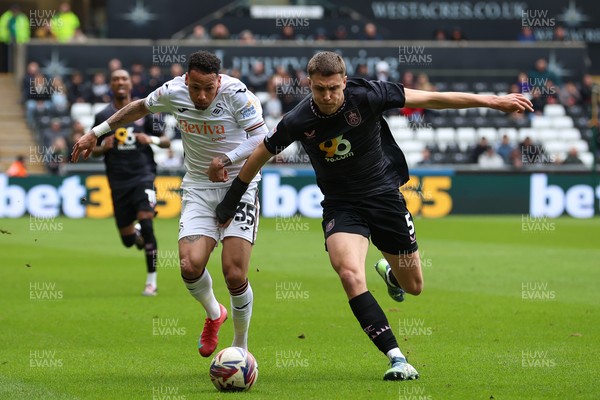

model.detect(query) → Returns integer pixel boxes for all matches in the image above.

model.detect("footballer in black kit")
[212,51,532,380]
[91,69,171,296]
[94,105,161,227]
[264,78,417,255]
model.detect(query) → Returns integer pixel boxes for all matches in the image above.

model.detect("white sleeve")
[231,86,266,135]
[225,129,267,164]
[144,81,173,113]
[224,86,269,164]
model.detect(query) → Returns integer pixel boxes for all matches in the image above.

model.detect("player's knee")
[179,254,202,278]
[223,265,246,288]
[336,267,365,289]
[120,234,136,248]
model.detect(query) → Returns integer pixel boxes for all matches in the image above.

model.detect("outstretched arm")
[215,141,275,225]
[71,99,151,161]
[404,88,533,113]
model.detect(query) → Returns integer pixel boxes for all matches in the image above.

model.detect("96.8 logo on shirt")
[318,134,354,162]
[114,127,137,150]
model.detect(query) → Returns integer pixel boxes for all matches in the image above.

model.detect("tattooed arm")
[104,99,151,127]
[71,99,152,161]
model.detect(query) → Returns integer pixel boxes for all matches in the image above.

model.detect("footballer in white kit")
[72,51,267,360]
[145,72,266,243]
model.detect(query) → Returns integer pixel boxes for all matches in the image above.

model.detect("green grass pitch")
[1,215,598,399]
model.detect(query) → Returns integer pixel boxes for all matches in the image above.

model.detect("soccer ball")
[209,347,258,392]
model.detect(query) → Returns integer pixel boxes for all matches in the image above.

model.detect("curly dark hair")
[188,51,221,75]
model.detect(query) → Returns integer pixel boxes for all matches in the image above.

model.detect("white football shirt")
[145,74,265,188]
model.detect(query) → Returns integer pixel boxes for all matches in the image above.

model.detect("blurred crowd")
[18,52,598,175]
[0,2,83,44]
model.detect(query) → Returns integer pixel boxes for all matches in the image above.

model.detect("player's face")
[308,73,347,115]
[110,70,131,100]
[186,70,221,110]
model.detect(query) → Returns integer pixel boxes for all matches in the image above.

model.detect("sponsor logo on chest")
[177,119,225,136]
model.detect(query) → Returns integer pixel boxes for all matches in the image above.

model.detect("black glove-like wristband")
[216,177,249,224]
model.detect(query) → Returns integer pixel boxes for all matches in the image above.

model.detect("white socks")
[387,347,405,361]
[230,281,253,349]
[184,269,254,348]
[146,272,157,287]
[184,269,221,320]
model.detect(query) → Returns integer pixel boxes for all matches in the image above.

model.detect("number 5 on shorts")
[404,213,415,235]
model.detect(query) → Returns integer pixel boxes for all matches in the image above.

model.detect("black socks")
[349,291,399,355]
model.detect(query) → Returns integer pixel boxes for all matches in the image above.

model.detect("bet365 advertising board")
[1,170,598,219]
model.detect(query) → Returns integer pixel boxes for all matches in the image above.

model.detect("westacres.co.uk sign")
[330,0,600,42]
[0,172,598,219]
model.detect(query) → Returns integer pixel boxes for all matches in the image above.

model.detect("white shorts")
[178,184,259,244]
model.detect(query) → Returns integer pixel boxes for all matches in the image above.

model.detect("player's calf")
[138,219,158,295]
[394,252,424,296]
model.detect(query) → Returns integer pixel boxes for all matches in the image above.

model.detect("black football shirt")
[94,104,161,189]
[264,78,409,200]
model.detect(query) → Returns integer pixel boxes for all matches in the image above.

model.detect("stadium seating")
[26,69,594,172]
[70,103,93,121]
[382,101,593,168]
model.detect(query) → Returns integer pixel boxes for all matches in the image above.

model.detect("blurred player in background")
[212,51,533,381]
[92,69,170,296]
[73,51,268,358]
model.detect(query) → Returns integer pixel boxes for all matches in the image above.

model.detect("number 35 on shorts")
[234,202,256,227]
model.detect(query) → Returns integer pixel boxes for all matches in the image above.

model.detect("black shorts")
[321,190,418,255]
[111,181,156,228]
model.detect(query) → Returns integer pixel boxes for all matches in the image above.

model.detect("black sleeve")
[263,117,294,155]
[366,80,406,114]
[144,114,161,136]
